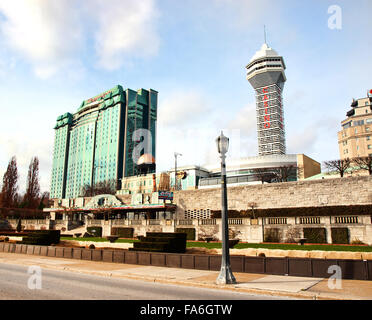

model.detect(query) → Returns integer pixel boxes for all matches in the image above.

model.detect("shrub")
[21,230,60,246]
[131,232,187,253]
[285,227,301,243]
[87,226,102,237]
[106,236,119,243]
[351,238,365,245]
[175,228,196,240]
[264,228,281,243]
[331,228,349,244]
[111,227,134,238]
[303,228,327,244]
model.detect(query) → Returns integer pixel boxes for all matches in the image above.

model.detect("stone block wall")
[173,176,372,218]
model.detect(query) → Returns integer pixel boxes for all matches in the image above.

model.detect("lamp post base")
[216,265,237,285]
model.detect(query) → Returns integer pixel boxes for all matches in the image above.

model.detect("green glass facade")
[50,85,157,199]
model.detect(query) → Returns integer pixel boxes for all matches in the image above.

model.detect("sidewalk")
[0,252,371,300]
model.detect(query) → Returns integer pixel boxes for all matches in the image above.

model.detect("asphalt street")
[0,262,294,300]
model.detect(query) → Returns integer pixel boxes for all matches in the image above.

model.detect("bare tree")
[0,156,19,208]
[38,191,50,210]
[323,159,352,177]
[23,157,41,209]
[252,168,276,184]
[273,165,298,182]
[353,156,372,175]
[81,179,116,197]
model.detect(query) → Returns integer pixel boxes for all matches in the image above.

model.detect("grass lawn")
[61,237,372,252]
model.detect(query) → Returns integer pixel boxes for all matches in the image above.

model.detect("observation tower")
[246,42,287,156]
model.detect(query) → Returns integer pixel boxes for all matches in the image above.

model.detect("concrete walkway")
[0,252,371,300]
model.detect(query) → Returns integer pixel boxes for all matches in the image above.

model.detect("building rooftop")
[249,43,279,63]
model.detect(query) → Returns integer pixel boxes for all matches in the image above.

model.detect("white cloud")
[89,0,160,70]
[227,103,256,136]
[0,0,160,77]
[158,90,211,127]
[0,0,83,78]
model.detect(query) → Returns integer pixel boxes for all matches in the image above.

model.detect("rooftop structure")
[338,91,372,159]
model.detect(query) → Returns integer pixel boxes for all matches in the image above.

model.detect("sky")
[0,0,371,194]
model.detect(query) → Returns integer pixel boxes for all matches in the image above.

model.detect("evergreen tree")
[0,156,19,208]
[23,157,40,209]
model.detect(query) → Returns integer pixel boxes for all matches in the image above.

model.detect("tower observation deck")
[246,43,287,156]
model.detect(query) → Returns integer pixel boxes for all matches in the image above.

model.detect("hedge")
[175,228,196,240]
[303,228,327,244]
[264,228,281,243]
[331,228,349,244]
[131,232,187,253]
[111,227,134,238]
[87,226,102,237]
[21,230,60,246]
[211,205,372,218]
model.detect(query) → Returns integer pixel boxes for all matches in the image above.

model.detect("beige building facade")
[338,95,372,159]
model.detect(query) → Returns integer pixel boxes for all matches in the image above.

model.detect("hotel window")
[368,145,372,150]
[367,136,371,141]
[366,127,370,132]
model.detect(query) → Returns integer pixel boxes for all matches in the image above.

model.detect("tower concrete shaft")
[246,43,287,156]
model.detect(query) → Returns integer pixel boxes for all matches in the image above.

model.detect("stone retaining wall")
[173,176,372,216]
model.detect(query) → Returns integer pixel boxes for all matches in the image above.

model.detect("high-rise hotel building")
[338,92,372,159]
[50,85,158,199]
[246,43,287,156]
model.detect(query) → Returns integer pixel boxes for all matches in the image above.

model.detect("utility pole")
[174,152,182,190]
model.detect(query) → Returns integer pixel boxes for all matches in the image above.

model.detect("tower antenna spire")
[264,25,267,44]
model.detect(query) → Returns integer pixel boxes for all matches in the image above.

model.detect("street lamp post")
[216,131,236,285]
[174,152,182,190]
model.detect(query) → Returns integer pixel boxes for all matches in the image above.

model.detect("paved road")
[0,263,294,300]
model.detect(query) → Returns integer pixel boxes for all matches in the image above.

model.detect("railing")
[112,219,126,226]
[267,217,287,225]
[228,218,243,225]
[130,220,143,225]
[54,219,66,225]
[334,216,359,224]
[177,219,194,225]
[87,219,102,226]
[148,219,161,225]
[199,219,216,225]
[298,217,321,224]
[7,219,48,225]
